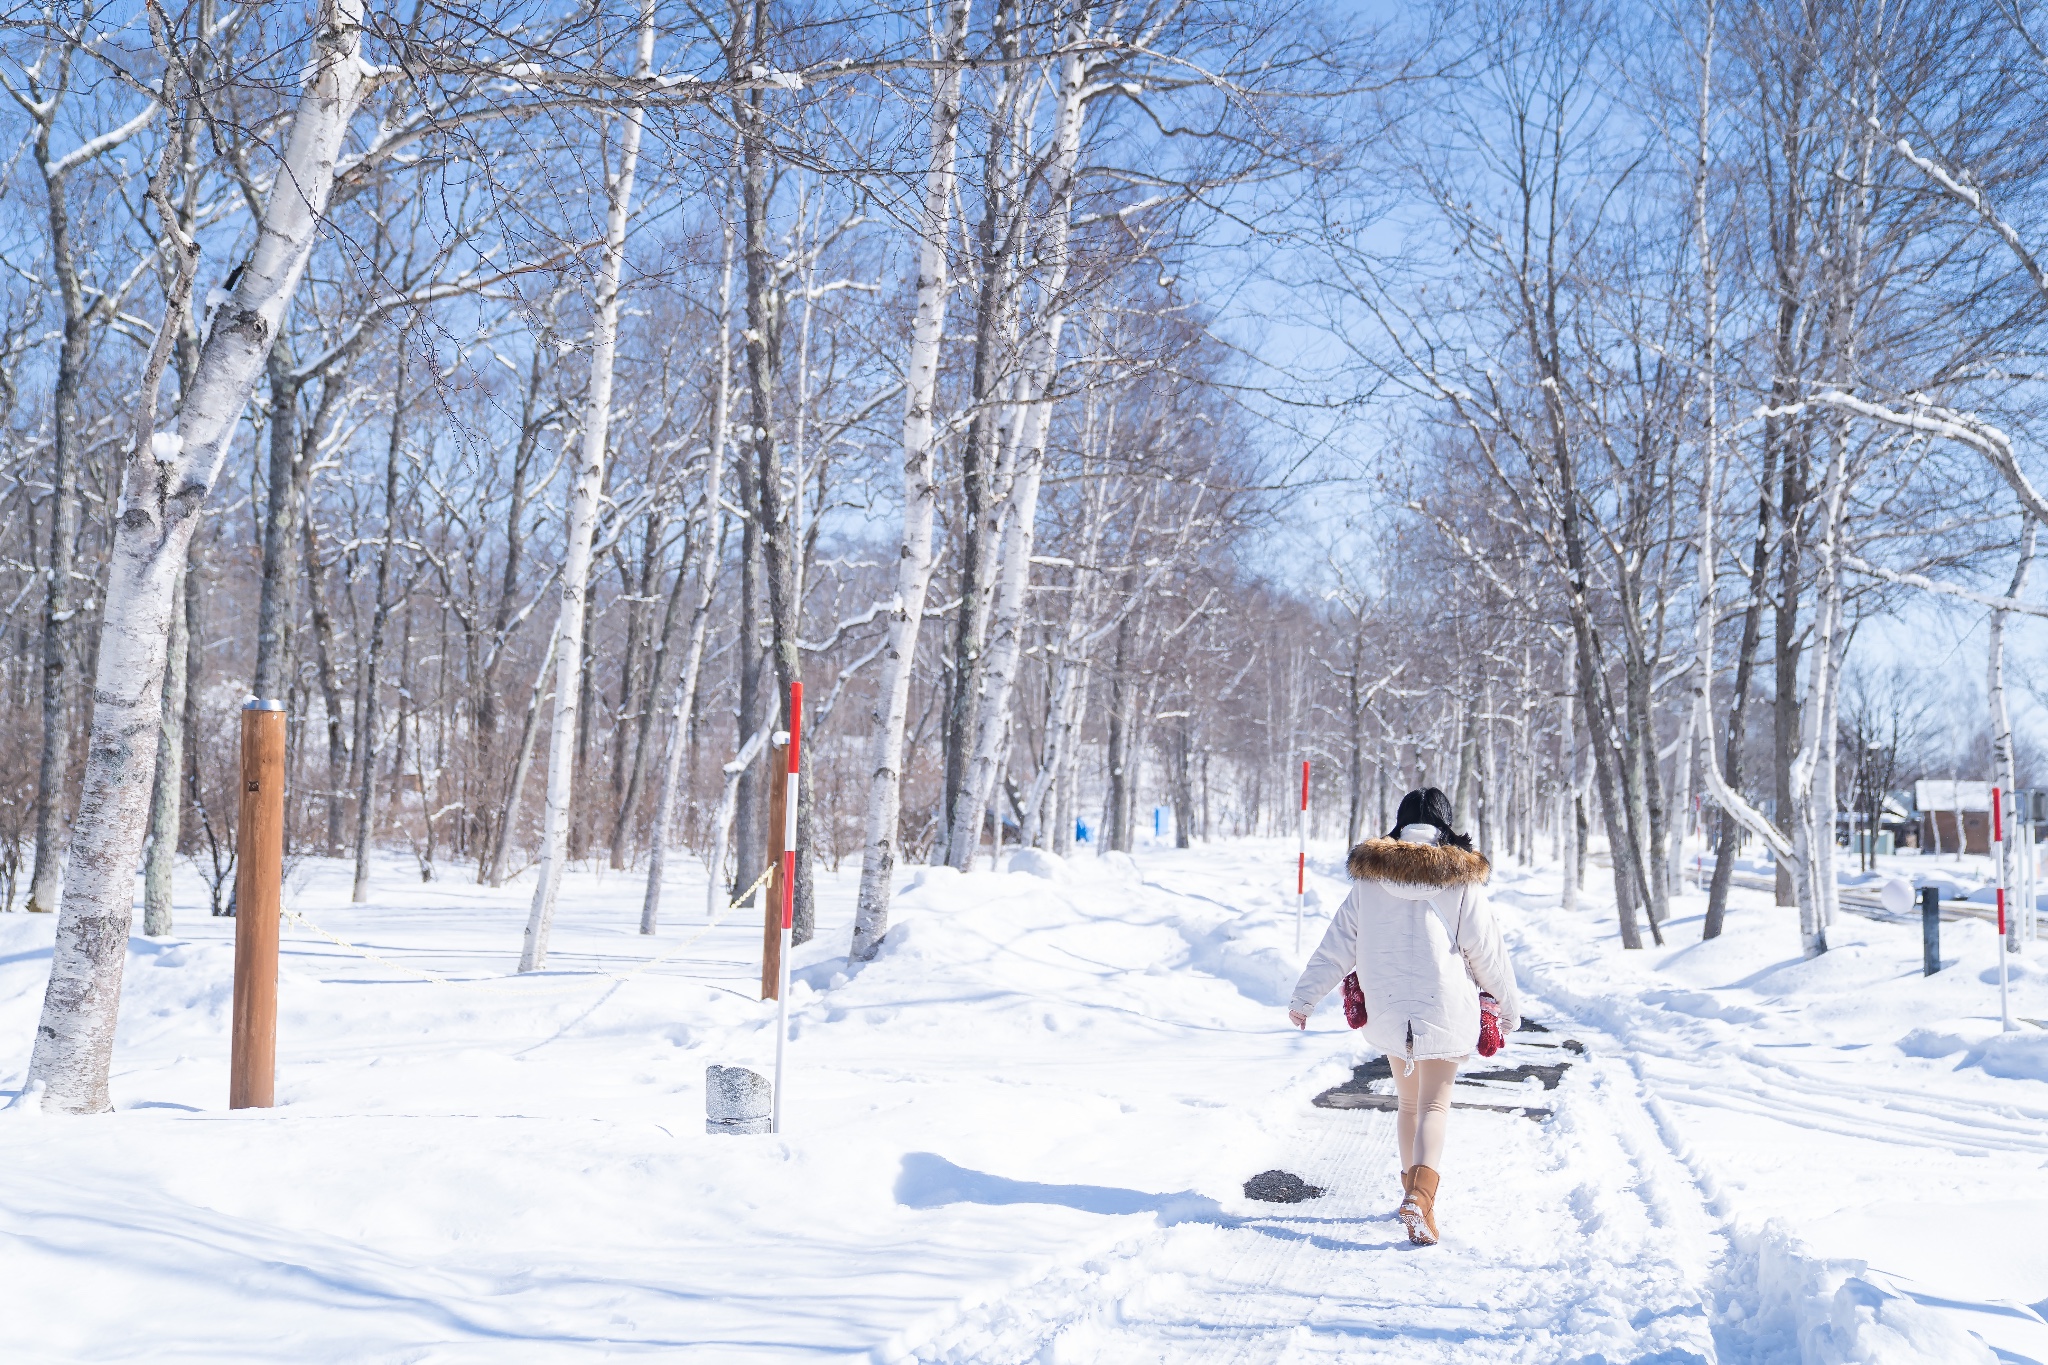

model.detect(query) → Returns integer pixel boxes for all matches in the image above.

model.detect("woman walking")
[1287,787,1519,1245]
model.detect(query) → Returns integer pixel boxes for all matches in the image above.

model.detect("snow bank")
[3,840,2041,1359]
[1004,847,1068,882]
[1964,1029,2048,1081]
[1174,916,1299,1008]
[1499,859,2048,1364]
[1898,1020,2048,1079]
[1747,1223,1996,1365]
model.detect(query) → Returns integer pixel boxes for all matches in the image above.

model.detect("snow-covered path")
[911,1026,1720,1364]
[894,859,1718,1364]
[1,839,2044,1361]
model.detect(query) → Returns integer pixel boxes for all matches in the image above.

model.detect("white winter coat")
[1289,835,1520,1063]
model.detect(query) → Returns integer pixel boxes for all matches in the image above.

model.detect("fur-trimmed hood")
[1346,837,1491,887]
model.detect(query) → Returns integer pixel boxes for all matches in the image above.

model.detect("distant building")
[1915,780,1991,854]
[1879,792,1916,851]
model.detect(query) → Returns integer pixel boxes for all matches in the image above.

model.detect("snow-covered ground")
[1505,855,2048,1365]
[0,838,2043,1362]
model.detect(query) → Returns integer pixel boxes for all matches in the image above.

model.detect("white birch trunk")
[519,9,654,972]
[1023,641,1089,849]
[487,630,556,888]
[1668,704,1696,895]
[1991,518,2036,951]
[22,1,375,1114]
[1814,648,1841,931]
[1787,85,1880,953]
[707,724,773,922]
[849,0,972,962]
[1055,664,1090,854]
[142,560,190,937]
[1788,437,1851,954]
[1686,0,1801,901]
[1021,517,1108,853]
[1559,656,1579,916]
[639,515,723,932]
[946,44,1088,869]
[641,213,734,935]
[947,419,1043,867]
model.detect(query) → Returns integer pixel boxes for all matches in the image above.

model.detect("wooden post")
[231,699,287,1110]
[761,734,788,1000]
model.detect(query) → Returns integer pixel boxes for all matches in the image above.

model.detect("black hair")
[1386,787,1475,851]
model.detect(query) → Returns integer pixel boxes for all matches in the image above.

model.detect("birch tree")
[23,0,380,1114]
[641,187,736,935]
[946,19,1092,868]
[351,354,414,902]
[850,0,972,962]
[1989,517,2034,951]
[520,2,655,973]
[2,10,165,913]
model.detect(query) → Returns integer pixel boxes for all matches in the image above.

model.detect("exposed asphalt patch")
[1308,1020,1583,1121]
[1243,1169,1324,1203]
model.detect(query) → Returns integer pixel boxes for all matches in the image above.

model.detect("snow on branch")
[1890,135,2048,301]
[721,723,774,777]
[811,636,891,731]
[799,596,899,652]
[1839,553,2048,620]
[1691,691,1793,861]
[1811,389,2048,525]
[370,33,1144,113]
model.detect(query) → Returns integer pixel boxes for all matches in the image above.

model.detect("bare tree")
[850,0,972,962]
[24,0,379,1114]
[520,3,655,972]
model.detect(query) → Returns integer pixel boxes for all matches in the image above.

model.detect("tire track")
[1510,938,2048,1155]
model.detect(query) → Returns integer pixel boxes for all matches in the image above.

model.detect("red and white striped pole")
[1995,784,2014,1033]
[1296,760,1309,952]
[773,681,803,1132]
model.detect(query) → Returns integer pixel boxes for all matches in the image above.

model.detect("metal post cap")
[242,698,288,712]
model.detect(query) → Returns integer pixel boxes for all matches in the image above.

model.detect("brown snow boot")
[1399,1165,1440,1245]
[1394,1166,1414,1217]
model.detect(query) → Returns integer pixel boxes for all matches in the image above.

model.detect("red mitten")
[1341,972,1368,1029]
[1477,992,1505,1057]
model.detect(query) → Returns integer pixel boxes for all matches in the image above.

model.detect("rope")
[725,863,778,925]
[279,860,781,994]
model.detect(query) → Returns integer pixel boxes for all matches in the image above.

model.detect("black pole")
[1921,885,1941,977]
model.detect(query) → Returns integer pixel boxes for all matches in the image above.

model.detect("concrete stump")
[705,1064,772,1135]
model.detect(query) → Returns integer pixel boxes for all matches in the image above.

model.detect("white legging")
[1391,1058,1461,1172]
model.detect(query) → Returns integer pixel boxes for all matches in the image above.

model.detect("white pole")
[2020,811,2033,945]
[774,870,792,1127]
[2026,806,2038,945]
[2018,816,2028,944]
[1996,785,2014,1032]
[774,682,803,1132]
[2029,818,2039,944]
[1296,760,1309,953]
[2021,813,2031,943]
